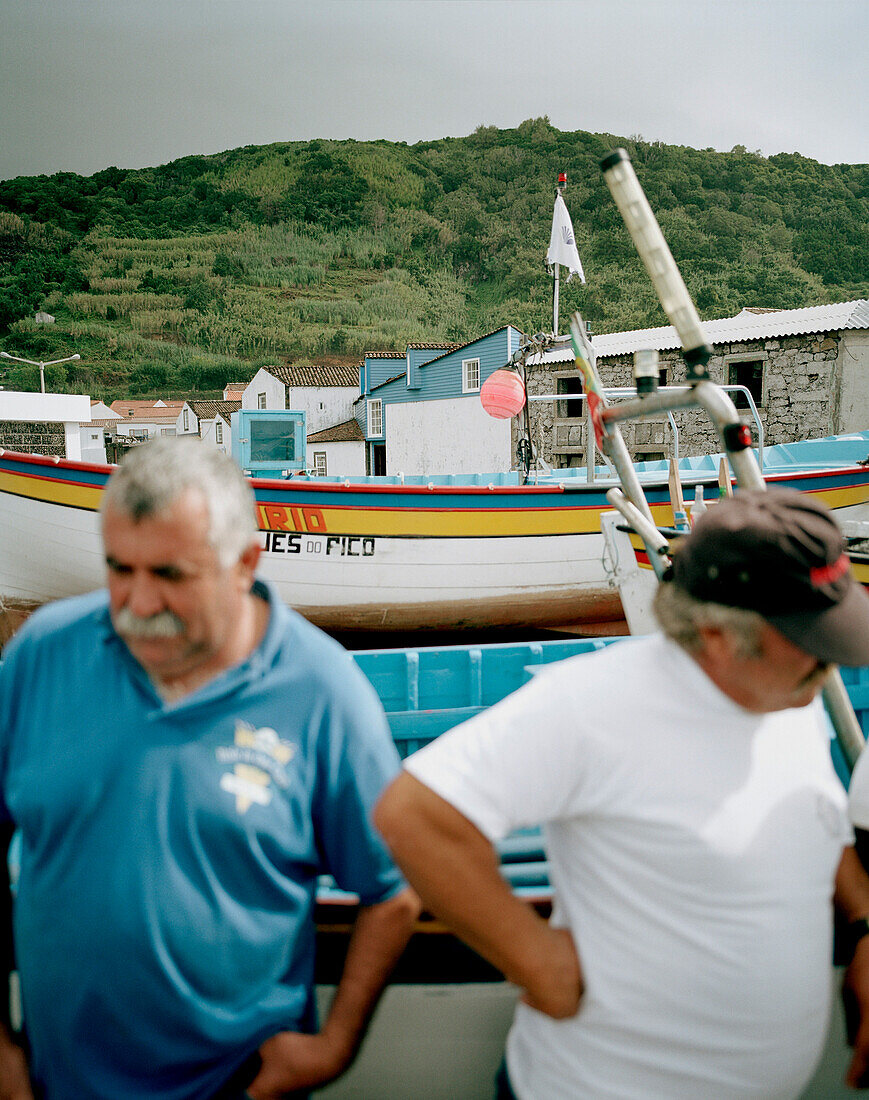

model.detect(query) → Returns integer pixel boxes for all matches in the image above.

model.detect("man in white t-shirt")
[376,490,869,1099]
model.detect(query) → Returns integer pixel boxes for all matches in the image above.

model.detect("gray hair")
[653,580,765,660]
[101,437,259,568]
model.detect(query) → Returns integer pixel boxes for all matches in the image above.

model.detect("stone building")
[524,299,869,468]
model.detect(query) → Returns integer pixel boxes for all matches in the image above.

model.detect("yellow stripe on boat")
[0,470,104,511]
[255,502,606,538]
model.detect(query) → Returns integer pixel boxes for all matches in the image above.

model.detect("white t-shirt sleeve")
[849,741,869,828]
[404,660,605,840]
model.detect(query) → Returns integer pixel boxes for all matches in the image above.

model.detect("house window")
[215,422,223,444]
[462,358,481,393]
[727,357,765,409]
[368,398,383,437]
[161,428,176,436]
[313,451,327,476]
[257,392,267,410]
[183,408,189,431]
[130,428,148,440]
[557,376,584,418]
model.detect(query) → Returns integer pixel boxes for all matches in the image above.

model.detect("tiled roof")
[401,326,520,369]
[406,342,462,351]
[307,418,364,443]
[109,399,185,424]
[364,352,405,360]
[262,364,358,387]
[525,300,869,364]
[187,399,241,421]
[223,382,247,393]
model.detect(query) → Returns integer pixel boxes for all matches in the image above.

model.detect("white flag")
[546,194,585,283]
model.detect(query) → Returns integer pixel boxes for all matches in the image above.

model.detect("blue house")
[354,327,524,475]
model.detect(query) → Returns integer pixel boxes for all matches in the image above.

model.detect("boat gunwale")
[3,450,869,506]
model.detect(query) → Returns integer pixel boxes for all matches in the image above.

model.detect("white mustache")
[113,607,185,639]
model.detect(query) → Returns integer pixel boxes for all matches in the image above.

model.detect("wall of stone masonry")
[521,333,842,468]
[0,421,66,456]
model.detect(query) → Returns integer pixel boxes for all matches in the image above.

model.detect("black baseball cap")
[668,489,869,666]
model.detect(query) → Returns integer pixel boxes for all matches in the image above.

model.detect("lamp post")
[0,351,81,393]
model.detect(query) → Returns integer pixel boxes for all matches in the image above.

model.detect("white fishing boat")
[2,429,869,645]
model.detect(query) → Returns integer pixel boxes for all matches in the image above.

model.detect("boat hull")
[3,443,869,637]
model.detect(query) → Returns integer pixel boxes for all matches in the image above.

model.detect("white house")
[239,335,520,477]
[305,418,366,477]
[110,399,185,441]
[355,330,522,475]
[176,399,241,454]
[242,364,358,435]
[79,400,121,464]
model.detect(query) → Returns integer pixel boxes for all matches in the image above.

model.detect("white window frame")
[215,421,223,444]
[182,408,189,431]
[257,391,267,409]
[462,357,481,393]
[313,451,327,476]
[367,398,383,437]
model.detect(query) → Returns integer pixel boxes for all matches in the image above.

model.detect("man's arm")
[835,842,869,1088]
[373,772,582,1019]
[247,887,419,1098]
[0,824,33,1100]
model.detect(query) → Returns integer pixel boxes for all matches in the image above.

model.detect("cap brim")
[768,580,869,666]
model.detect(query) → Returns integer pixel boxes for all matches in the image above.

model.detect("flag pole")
[553,173,566,335]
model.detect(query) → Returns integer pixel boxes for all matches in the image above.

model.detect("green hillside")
[0,119,866,400]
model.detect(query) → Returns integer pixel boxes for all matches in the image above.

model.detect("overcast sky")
[1,0,866,182]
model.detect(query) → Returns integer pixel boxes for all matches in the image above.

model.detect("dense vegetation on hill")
[0,118,866,400]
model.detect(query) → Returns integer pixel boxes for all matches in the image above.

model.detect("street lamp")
[0,351,81,394]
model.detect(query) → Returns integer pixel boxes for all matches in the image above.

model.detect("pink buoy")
[480,369,526,419]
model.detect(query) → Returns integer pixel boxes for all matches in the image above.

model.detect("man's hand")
[519,925,583,1019]
[246,1030,349,1098]
[844,936,869,1088]
[248,888,419,1098]
[0,1037,34,1100]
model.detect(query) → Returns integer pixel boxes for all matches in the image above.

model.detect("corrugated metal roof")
[592,299,869,358]
[307,418,364,443]
[264,365,359,387]
[525,300,869,364]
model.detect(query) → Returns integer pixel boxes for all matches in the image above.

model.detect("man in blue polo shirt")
[0,437,418,1100]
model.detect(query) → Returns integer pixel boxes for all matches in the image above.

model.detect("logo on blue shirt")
[216,721,296,813]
